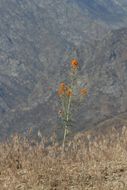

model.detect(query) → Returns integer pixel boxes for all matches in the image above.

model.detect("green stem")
[62,126,67,149]
[62,69,77,150]
[62,84,73,149]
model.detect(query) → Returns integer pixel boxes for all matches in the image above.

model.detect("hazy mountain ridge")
[0,0,127,139]
[74,0,127,24]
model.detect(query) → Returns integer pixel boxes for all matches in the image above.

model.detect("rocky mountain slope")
[74,0,127,25]
[77,28,127,131]
[0,0,127,139]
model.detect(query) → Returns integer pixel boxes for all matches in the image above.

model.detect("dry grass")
[0,126,127,190]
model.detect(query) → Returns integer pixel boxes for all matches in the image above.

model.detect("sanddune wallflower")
[57,82,66,96]
[57,56,88,150]
[66,87,73,97]
[71,59,78,70]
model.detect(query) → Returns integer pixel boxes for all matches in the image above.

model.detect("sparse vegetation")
[0,126,127,190]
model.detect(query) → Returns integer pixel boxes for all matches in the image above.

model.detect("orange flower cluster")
[71,59,78,70]
[80,88,88,96]
[57,82,66,96]
[66,88,73,97]
[57,82,73,97]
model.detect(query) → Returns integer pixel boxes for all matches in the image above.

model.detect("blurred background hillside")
[0,0,127,139]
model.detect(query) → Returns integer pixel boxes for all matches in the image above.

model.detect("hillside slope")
[0,0,127,138]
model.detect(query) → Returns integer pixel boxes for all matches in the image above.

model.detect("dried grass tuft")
[0,126,127,190]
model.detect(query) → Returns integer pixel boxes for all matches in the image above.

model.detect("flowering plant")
[57,58,88,149]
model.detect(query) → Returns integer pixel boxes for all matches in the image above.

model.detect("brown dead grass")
[0,126,127,190]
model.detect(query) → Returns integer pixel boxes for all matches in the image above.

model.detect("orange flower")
[80,88,88,96]
[71,59,78,70]
[57,82,66,96]
[66,88,73,97]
